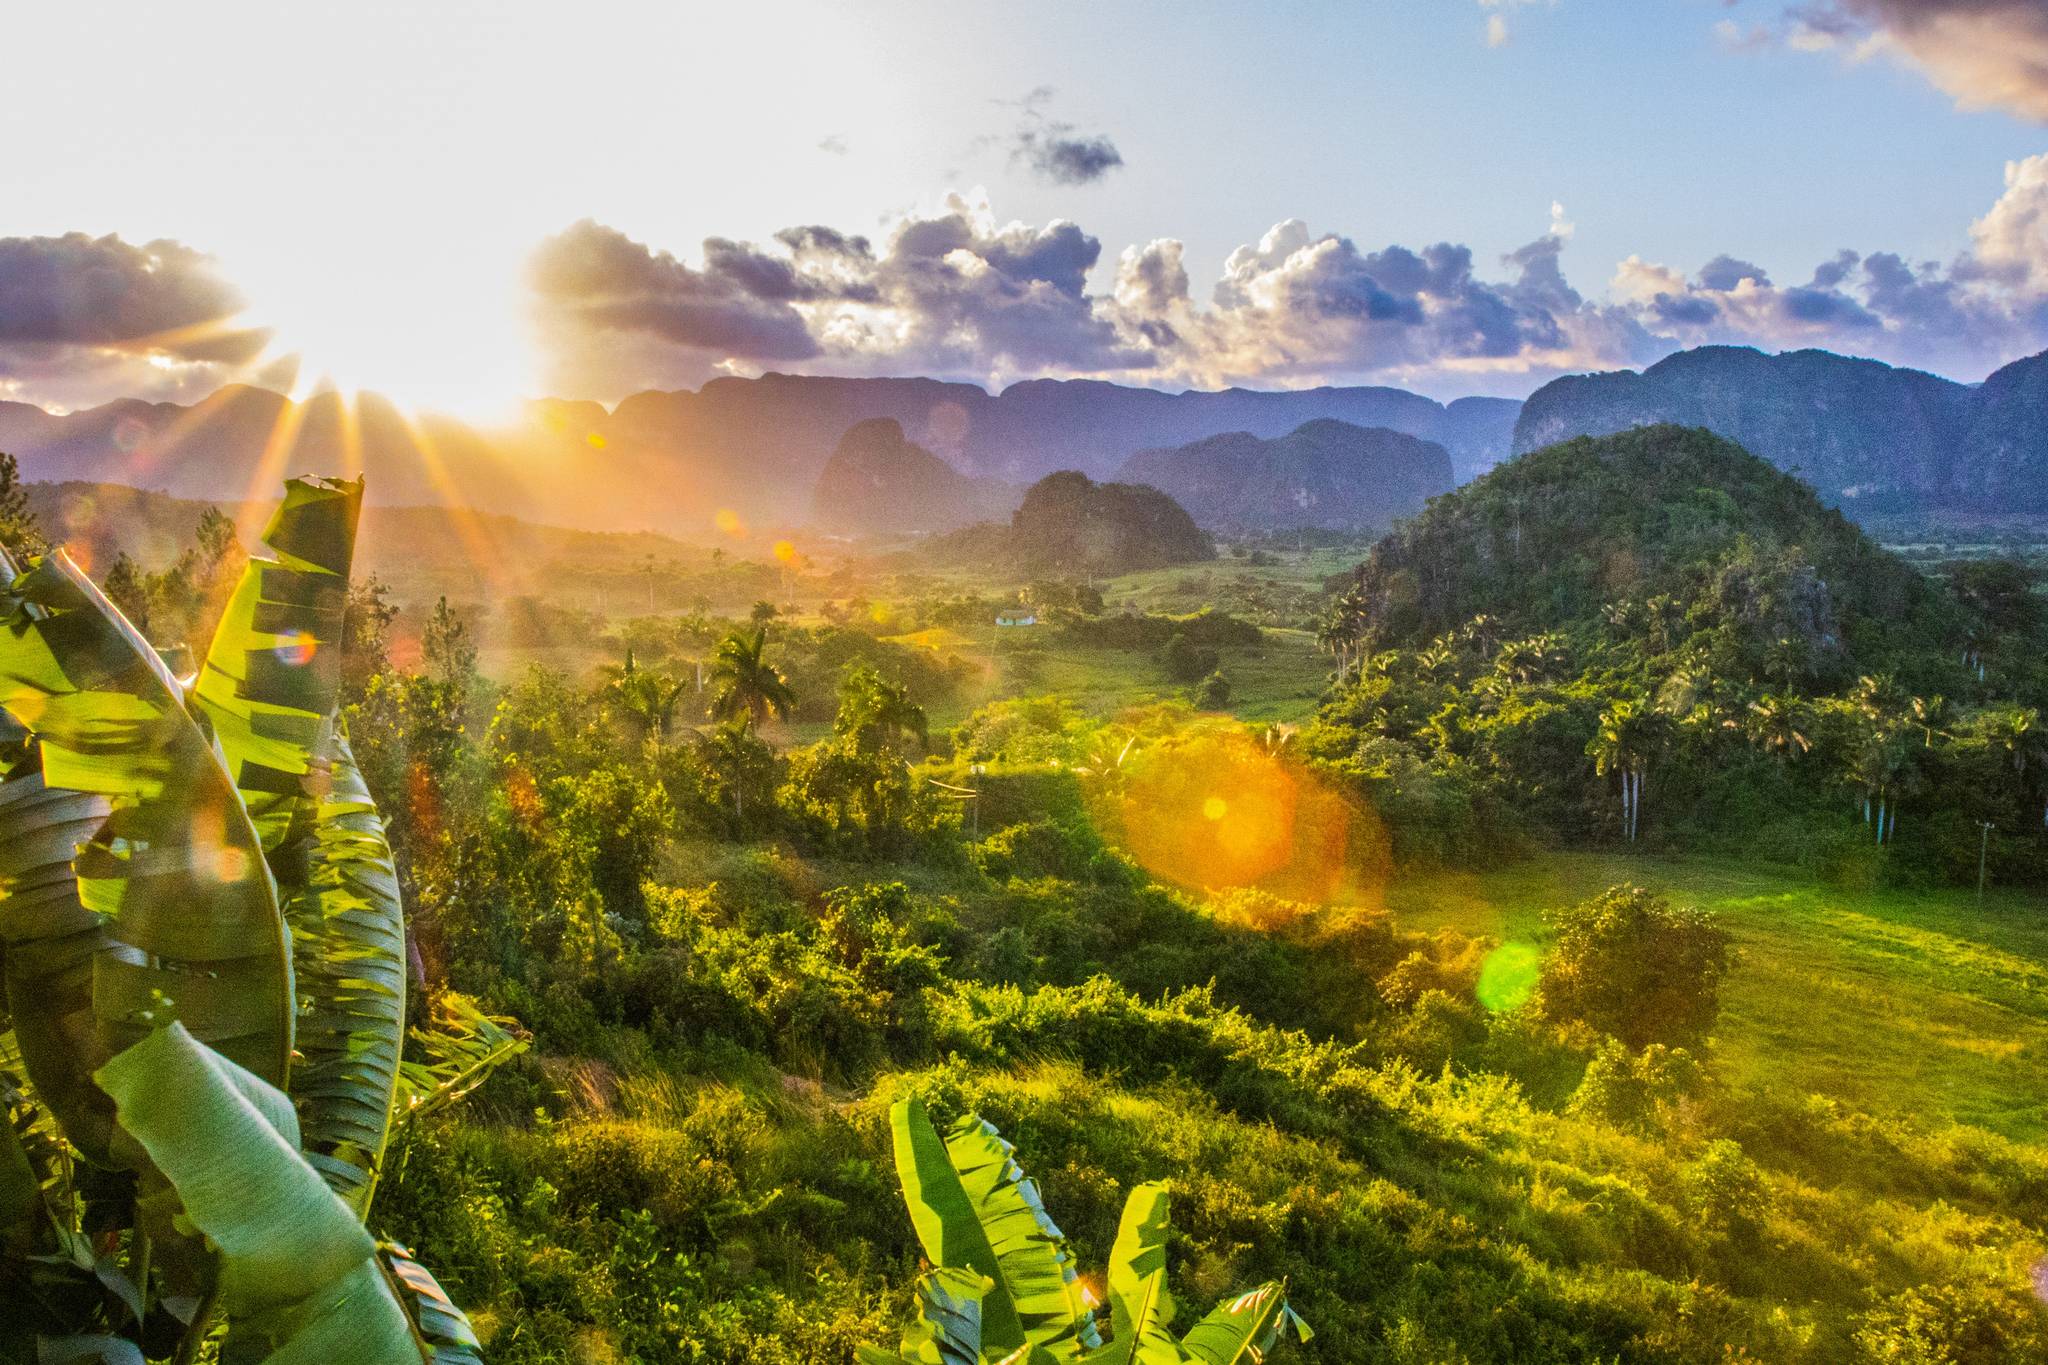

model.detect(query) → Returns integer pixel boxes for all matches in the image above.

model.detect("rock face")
[1514,346,2048,515]
[809,418,1016,535]
[1118,419,1454,533]
[1009,471,1214,574]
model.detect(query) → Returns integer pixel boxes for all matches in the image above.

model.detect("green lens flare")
[1477,941,1543,1013]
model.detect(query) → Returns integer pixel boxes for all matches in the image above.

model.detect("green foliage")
[1540,884,1732,1048]
[0,480,505,1361]
[874,1100,1305,1365]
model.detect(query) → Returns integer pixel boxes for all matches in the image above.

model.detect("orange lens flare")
[772,538,797,564]
[273,629,318,667]
[1097,728,1384,904]
[714,508,747,538]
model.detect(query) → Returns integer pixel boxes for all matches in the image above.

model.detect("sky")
[4,0,2048,420]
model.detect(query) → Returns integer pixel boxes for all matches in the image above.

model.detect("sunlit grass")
[1388,852,2048,1141]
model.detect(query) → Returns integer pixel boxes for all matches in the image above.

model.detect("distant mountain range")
[1515,346,2048,514]
[0,375,1519,534]
[1118,419,1454,534]
[6,344,2045,538]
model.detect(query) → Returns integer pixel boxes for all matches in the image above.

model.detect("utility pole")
[1978,820,1994,904]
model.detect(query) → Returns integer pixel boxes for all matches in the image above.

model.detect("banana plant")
[0,478,521,1362]
[865,1100,1310,1365]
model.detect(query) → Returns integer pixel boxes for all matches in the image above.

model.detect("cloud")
[531,156,2048,402]
[531,193,1147,395]
[994,86,1126,186]
[1479,0,1557,48]
[1756,1,2048,122]
[0,232,269,409]
[1013,127,1125,185]
[817,134,849,155]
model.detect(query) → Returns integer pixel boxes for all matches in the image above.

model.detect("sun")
[235,229,534,425]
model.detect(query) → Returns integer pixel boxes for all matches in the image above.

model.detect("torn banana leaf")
[192,477,360,852]
[95,1022,437,1364]
[390,995,526,1135]
[284,728,407,1217]
[0,553,291,1167]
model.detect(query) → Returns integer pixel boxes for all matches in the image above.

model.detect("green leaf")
[192,478,361,852]
[902,1266,989,1365]
[1178,1283,1310,1365]
[34,1334,146,1364]
[390,994,526,1136]
[381,1242,484,1364]
[0,553,292,1165]
[285,728,407,1216]
[1103,1183,1183,1365]
[94,1022,430,1364]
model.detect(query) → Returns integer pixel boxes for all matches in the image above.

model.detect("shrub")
[1539,884,1732,1048]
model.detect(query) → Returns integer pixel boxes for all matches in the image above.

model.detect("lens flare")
[714,508,747,538]
[1097,726,1385,904]
[273,629,318,667]
[773,538,798,564]
[585,431,607,449]
[1477,942,1543,1012]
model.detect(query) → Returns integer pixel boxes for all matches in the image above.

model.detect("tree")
[422,594,478,686]
[342,574,401,699]
[1160,630,1218,684]
[1742,690,1813,763]
[0,451,43,557]
[1589,697,1662,842]
[708,627,796,732]
[1195,669,1232,710]
[1540,884,1732,1049]
[1986,704,2048,829]
[693,717,777,825]
[834,662,927,754]
[864,1100,1310,1365]
[605,646,692,748]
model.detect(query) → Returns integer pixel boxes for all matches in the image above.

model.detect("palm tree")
[708,627,796,732]
[1589,696,1662,842]
[836,663,928,754]
[604,647,691,747]
[1743,691,1813,764]
[1989,704,2048,829]
[1908,693,1950,748]
[1842,712,1910,844]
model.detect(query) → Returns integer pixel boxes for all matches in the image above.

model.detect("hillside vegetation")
[1313,425,2048,882]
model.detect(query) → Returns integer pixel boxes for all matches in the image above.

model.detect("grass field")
[1387,853,2048,1142]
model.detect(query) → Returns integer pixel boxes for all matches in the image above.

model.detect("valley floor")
[1389,853,2048,1142]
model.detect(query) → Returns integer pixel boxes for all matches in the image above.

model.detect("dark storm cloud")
[1012,127,1126,185]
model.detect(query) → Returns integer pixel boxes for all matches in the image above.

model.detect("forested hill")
[1348,424,1939,663]
[1312,424,2048,881]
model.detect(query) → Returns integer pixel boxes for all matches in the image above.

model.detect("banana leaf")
[0,553,292,1166]
[381,1242,484,1365]
[902,1266,992,1365]
[390,995,526,1136]
[284,729,406,1216]
[95,1022,434,1364]
[192,478,360,852]
[1102,1184,1182,1365]
[887,1100,1098,1363]
[1178,1284,1310,1365]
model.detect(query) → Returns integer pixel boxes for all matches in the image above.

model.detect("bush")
[1540,884,1732,1048]
[1161,631,1220,684]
